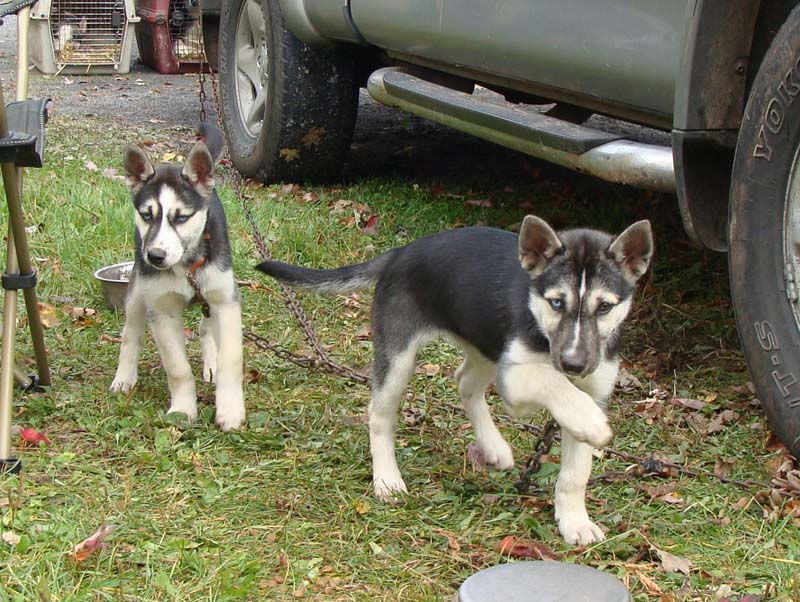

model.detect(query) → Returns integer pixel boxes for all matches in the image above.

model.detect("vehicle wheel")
[729,6,800,457]
[217,0,359,182]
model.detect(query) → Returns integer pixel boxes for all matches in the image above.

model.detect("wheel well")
[673,0,799,251]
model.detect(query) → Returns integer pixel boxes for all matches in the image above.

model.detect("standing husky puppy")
[256,216,652,544]
[111,124,245,432]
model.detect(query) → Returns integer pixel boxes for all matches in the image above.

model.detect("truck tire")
[729,6,800,457]
[217,0,359,182]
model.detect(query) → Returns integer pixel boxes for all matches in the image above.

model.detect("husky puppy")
[110,124,245,432]
[255,216,651,544]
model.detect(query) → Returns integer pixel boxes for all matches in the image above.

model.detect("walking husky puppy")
[110,124,245,432]
[256,216,651,544]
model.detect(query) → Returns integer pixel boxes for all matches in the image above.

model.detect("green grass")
[0,115,798,601]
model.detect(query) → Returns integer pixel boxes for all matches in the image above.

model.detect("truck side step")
[367,68,675,192]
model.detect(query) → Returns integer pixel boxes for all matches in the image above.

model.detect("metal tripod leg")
[0,7,52,472]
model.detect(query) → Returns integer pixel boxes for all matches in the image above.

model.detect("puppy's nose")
[147,249,167,266]
[560,354,587,375]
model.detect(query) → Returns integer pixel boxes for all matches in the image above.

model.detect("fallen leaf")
[435,529,461,552]
[714,457,736,478]
[162,152,176,162]
[655,491,684,505]
[635,571,663,594]
[361,214,379,236]
[640,482,678,499]
[281,183,300,195]
[37,302,61,328]
[616,367,643,391]
[329,199,352,213]
[20,428,51,446]
[493,536,558,559]
[402,407,424,427]
[69,525,114,562]
[354,499,370,515]
[669,397,707,411]
[416,363,440,377]
[652,546,692,574]
[301,191,320,204]
[279,148,300,162]
[84,160,98,171]
[2,531,21,546]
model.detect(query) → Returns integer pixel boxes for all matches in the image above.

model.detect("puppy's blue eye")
[548,298,563,311]
[140,212,152,222]
[174,214,190,224]
[597,301,614,315]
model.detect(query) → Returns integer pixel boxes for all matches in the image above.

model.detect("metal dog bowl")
[94,261,134,311]
[455,561,630,602]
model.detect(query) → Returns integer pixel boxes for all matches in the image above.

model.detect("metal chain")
[514,417,558,493]
[198,66,207,123]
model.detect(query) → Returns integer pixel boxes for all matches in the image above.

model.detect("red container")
[135,0,208,74]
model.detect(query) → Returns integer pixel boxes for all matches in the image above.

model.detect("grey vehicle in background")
[200,0,800,457]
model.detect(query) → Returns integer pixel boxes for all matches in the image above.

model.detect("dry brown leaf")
[38,302,61,328]
[652,546,693,575]
[669,397,708,411]
[493,535,558,559]
[69,525,114,562]
[635,571,663,594]
[416,363,441,377]
[641,482,678,499]
[714,457,736,478]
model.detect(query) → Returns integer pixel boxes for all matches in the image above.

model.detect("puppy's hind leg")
[369,337,423,502]
[455,347,514,470]
[111,281,146,393]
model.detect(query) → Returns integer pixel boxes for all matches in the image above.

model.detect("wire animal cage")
[30,0,139,74]
[136,0,207,74]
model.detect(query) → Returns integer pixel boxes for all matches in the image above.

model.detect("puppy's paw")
[110,373,137,394]
[167,400,198,421]
[558,513,606,546]
[215,405,246,432]
[566,404,613,448]
[373,472,408,503]
[481,436,515,470]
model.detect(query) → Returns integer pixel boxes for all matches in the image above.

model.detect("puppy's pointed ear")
[198,122,225,165]
[123,145,154,192]
[607,220,653,284]
[518,215,563,276]
[182,141,215,197]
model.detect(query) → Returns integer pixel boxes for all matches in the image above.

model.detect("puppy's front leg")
[210,300,245,431]
[111,283,146,393]
[498,362,612,447]
[555,431,605,544]
[199,313,218,383]
[150,309,197,420]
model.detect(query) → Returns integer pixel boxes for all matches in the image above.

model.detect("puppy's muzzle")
[147,248,167,268]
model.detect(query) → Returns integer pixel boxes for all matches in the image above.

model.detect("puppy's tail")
[256,252,393,294]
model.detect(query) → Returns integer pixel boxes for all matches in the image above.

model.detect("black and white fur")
[110,124,245,432]
[256,216,652,544]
